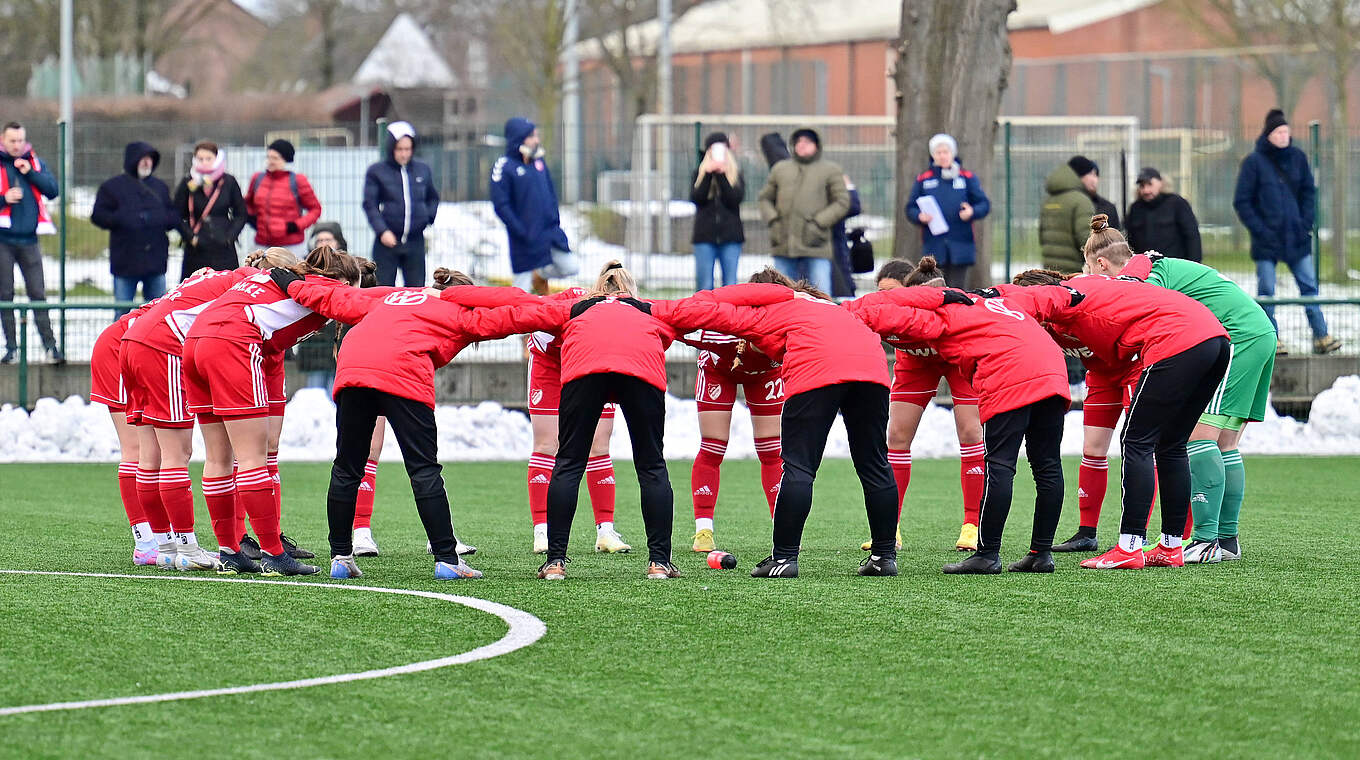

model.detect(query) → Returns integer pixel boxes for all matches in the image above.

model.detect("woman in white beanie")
[905,133,990,287]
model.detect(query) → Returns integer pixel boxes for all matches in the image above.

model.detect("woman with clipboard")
[906,133,991,288]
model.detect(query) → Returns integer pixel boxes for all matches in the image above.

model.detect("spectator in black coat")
[1124,167,1201,262]
[173,141,247,280]
[91,141,179,315]
[689,132,744,291]
[363,120,440,286]
[830,173,862,299]
[1068,155,1120,231]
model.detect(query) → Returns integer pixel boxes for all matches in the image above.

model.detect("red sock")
[136,467,171,534]
[1077,456,1109,529]
[585,455,616,525]
[959,442,985,526]
[202,475,239,551]
[353,459,378,529]
[691,438,726,521]
[232,463,247,539]
[887,449,912,519]
[236,466,282,555]
[159,467,196,534]
[117,462,145,526]
[1182,505,1193,540]
[527,454,554,526]
[267,452,281,517]
[753,436,782,516]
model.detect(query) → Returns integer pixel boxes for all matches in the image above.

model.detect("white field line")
[0,569,546,717]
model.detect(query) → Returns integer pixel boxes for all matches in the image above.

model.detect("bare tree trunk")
[893,0,1015,287]
[1329,79,1348,279]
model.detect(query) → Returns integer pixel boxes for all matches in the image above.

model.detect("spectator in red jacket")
[650,269,900,579]
[245,139,321,255]
[846,257,1071,575]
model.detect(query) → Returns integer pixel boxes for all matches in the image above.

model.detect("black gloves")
[941,289,974,305]
[285,221,300,235]
[1145,251,1166,262]
[965,287,1002,299]
[270,267,303,291]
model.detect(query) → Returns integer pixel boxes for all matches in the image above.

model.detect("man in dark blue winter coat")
[490,117,577,293]
[0,121,61,363]
[363,121,440,286]
[91,141,178,317]
[1233,109,1339,354]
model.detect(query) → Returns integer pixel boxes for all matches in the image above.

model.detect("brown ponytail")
[1082,213,1133,268]
[904,255,947,287]
[431,267,474,290]
[289,245,362,285]
[245,246,299,270]
[748,266,831,301]
[588,259,638,298]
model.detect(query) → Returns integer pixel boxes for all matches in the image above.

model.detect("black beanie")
[1067,155,1098,178]
[703,132,729,150]
[1263,109,1288,137]
[268,138,296,163]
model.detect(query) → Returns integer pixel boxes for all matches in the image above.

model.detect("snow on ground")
[6,378,1360,464]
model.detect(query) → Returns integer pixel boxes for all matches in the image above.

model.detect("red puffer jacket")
[845,286,1069,422]
[287,282,552,407]
[245,170,321,246]
[993,276,1227,367]
[650,284,885,397]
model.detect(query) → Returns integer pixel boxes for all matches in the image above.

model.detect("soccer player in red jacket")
[995,241,1230,569]
[277,268,552,580]
[650,269,900,578]
[677,328,783,552]
[525,287,628,556]
[846,257,1072,574]
[861,258,986,553]
[1009,268,1145,554]
[180,246,363,575]
[90,301,158,565]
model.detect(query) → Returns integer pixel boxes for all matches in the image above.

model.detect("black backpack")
[848,227,874,273]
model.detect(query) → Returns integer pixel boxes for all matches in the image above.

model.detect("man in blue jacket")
[1233,109,1339,354]
[91,141,178,317]
[0,122,61,363]
[491,117,577,293]
[363,121,440,286]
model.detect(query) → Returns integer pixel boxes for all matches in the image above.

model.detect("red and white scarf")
[0,146,55,235]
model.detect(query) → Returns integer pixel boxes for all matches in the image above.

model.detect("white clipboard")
[915,195,950,236]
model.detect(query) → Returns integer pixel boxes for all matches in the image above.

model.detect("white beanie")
[387,120,416,142]
[928,133,958,156]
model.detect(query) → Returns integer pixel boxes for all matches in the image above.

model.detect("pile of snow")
[6,378,1360,464]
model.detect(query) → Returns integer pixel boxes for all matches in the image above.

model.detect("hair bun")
[1090,214,1110,233]
[432,267,453,286]
[917,255,939,271]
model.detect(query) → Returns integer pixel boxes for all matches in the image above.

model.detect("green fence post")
[1309,121,1321,283]
[376,118,388,160]
[693,121,702,157]
[17,308,28,409]
[58,120,68,356]
[1003,120,1013,283]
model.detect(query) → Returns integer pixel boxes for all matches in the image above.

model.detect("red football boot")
[1080,545,1146,570]
[1144,542,1184,568]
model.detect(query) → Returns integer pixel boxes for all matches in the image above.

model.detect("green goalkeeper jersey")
[1128,256,1275,342]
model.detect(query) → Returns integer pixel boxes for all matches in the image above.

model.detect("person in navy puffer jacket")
[1233,109,1339,354]
[91,141,178,316]
[905,133,990,288]
[490,117,578,293]
[363,121,440,286]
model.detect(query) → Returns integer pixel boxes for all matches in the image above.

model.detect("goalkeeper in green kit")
[1086,248,1275,564]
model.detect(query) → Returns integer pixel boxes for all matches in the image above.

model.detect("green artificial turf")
[0,457,1356,759]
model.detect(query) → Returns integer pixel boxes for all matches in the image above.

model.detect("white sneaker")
[455,538,477,556]
[1219,537,1241,561]
[175,544,221,571]
[155,542,178,570]
[595,527,632,553]
[1183,539,1222,564]
[532,525,549,554]
[352,527,379,557]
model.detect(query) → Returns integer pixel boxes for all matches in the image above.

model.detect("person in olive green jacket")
[1038,162,1094,273]
[757,128,850,295]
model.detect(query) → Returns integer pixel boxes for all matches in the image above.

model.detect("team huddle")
[90,212,1268,580]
